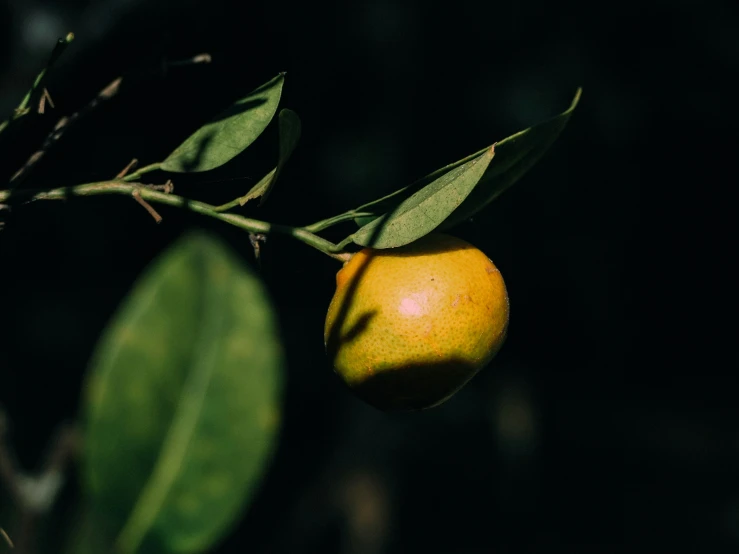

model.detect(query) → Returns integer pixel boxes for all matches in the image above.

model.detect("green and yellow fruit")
[325,233,509,411]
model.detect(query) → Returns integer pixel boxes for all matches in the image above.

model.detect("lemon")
[324,233,509,411]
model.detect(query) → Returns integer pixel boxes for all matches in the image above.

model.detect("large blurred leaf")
[81,232,284,554]
[161,74,285,173]
[237,108,302,207]
[346,146,495,248]
[353,88,581,232]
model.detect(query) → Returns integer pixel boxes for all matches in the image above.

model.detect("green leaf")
[353,88,581,230]
[161,74,285,173]
[81,232,284,554]
[441,88,581,228]
[238,108,302,207]
[347,146,495,249]
[237,168,277,207]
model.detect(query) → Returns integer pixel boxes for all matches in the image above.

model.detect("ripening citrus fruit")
[324,233,509,411]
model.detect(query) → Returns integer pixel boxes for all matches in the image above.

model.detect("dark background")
[0,0,735,552]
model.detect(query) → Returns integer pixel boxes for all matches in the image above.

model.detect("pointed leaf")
[441,88,581,228]
[260,108,301,205]
[161,74,285,173]
[348,146,495,248]
[81,232,284,554]
[353,88,581,229]
[238,108,301,207]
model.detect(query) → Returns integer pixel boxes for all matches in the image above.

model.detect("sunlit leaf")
[161,74,285,173]
[441,88,581,228]
[353,88,581,231]
[81,232,284,554]
[347,146,495,248]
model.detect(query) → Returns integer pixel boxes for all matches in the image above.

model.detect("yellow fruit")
[324,233,509,411]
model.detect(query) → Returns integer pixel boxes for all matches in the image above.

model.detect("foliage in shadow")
[336,309,377,345]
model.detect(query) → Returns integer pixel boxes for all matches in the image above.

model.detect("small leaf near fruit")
[353,88,581,231]
[348,146,495,249]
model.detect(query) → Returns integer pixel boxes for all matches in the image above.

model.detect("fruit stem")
[0,180,352,261]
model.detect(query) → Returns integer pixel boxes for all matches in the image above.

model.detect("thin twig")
[8,51,212,188]
[143,179,173,194]
[9,77,123,188]
[38,88,54,115]
[0,527,13,548]
[115,158,139,179]
[132,189,162,223]
[9,33,74,121]
[166,53,212,67]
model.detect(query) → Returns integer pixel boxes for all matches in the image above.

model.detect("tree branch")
[0,181,352,260]
[8,77,123,188]
[7,51,213,189]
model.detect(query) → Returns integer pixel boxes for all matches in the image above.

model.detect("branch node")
[132,189,163,223]
[143,179,174,194]
[249,233,267,266]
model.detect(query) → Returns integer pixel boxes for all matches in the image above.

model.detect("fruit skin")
[324,233,509,411]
